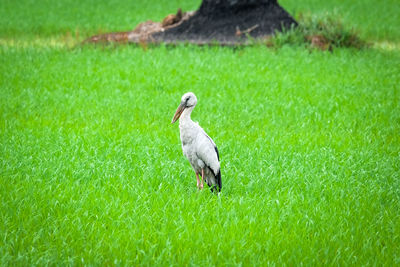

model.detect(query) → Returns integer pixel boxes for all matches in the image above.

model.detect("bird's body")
[171,92,221,192]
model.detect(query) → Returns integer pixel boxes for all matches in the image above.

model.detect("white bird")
[171,92,221,193]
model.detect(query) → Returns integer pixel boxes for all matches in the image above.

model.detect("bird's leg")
[200,168,205,190]
[195,172,201,189]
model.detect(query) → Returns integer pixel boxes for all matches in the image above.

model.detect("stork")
[171,92,222,193]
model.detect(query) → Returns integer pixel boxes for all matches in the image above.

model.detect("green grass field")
[1,0,400,265]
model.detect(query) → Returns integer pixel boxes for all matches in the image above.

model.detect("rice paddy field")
[1,0,400,265]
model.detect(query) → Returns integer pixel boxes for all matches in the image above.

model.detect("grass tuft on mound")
[270,12,366,50]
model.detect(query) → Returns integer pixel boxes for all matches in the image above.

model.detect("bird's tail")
[215,170,221,193]
[206,167,221,193]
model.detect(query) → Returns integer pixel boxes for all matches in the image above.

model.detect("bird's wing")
[195,128,220,176]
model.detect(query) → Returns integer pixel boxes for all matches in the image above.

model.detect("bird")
[171,92,221,193]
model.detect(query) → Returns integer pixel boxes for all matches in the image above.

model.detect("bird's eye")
[186,97,190,102]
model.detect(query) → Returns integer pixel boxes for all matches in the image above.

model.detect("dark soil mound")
[86,0,297,46]
[152,0,297,45]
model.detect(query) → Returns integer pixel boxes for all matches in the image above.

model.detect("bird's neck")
[179,106,194,125]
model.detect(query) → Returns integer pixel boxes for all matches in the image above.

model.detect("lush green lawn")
[1,0,400,265]
[281,0,400,42]
[0,0,199,38]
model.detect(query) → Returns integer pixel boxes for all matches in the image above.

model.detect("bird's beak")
[171,102,185,124]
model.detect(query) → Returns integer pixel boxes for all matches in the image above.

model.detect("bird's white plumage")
[173,92,221,191]
[180,117,220,174]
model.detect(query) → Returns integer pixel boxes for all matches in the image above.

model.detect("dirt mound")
[85,1,297,46]
[152,1,297,45]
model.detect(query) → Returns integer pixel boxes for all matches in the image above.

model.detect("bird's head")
[171,92,197,124]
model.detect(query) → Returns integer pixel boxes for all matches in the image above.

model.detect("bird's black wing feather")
[214,146,220,161]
